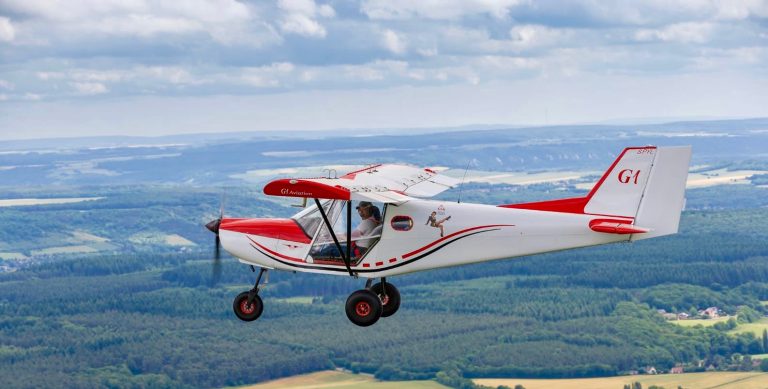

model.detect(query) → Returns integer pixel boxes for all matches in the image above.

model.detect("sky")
[0,0,767,140]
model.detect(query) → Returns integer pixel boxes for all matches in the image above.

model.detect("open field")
[729,318,768,337]
[671,316,732,327]
[236,370,447,389]
[445,169,599,186]
[686,169,767,188]
[475,372,768,389]
[0,197,104,207]
[30,245,99,256]
[0,252,28,260]
[274,296,316,304]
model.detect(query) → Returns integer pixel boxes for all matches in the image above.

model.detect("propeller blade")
[206,194,226,287]
[219,195,224,219]
[211,228,222,286]
[215,234,221,259]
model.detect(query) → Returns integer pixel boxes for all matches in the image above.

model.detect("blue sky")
[1,0,767,139]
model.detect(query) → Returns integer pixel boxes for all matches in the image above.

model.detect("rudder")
[630,146,692,240]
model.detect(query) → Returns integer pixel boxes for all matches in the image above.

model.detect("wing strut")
[346,200,352,272]
[313,198,354,277]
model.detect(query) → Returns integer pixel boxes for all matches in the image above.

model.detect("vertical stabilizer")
[630,146,692,241]
[584,146,658,218]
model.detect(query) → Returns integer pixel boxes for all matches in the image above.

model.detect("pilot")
[313,201,382,259]
[353,201,381,255]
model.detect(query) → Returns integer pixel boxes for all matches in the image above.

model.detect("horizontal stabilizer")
[589,219,650,235]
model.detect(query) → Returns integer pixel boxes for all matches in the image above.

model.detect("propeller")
[205,196,225,286]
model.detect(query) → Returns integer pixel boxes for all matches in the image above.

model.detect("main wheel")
[345,289,382,327]
[371,282,401,317]
[233,291,263,322]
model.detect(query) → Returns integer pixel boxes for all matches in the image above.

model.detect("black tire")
[371,282,400,318]
[345,289,382,327]
[233,291,263,322]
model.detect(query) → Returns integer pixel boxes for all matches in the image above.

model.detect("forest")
[2,183,768,388]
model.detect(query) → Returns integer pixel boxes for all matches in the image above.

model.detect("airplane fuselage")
[219,199,631,278]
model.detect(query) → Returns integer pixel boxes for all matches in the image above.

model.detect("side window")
[391,215,413,231]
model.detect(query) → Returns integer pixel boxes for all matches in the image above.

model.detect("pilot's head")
[356,201,373,218]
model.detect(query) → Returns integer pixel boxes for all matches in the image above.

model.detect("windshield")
[291,200,337,240]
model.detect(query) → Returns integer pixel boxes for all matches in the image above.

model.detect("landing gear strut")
[345,277,400,326]
[233,267,267,322]
[371,278,400,318]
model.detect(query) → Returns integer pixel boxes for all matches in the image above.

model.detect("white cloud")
[361,0,521,20]
[71,82,108,95]
[0,17,15,42]
[280,14,327,37]
[241,62,295,87]
[139,66,202,85]
[417,47,438,57]
[635,22,714,43]
[94,15,203,37]
[0,80,14,90]
[382,29,407,54]
[277,0,335,38]
[706,0,768,20]
[2,0,260,44]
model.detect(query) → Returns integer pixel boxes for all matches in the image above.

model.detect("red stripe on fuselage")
[247,236,306,262]
[402,224,515,259]
[221,218,311,244]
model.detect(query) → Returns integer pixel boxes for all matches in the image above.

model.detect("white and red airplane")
[206,146,691,326]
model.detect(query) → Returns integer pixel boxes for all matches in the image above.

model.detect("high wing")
[263,164,459,204]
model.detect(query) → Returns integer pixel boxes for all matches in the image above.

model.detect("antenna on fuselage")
[457,161,471,204]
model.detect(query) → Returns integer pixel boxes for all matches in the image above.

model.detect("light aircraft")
[206,146,691,326]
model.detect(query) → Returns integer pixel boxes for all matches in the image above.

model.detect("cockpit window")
[292,200,334,240]
[307,200,386,265]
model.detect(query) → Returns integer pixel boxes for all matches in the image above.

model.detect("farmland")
[475,372,768,389]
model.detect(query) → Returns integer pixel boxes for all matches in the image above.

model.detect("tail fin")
[630,146,692,240]
[584,146,659,218]
[584,146,692,239]
[500,146,692,240]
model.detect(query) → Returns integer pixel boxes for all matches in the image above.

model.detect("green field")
[729,318,768,337]
[237,370,448,389]
[671,316,732,327]
[475,372,768,389]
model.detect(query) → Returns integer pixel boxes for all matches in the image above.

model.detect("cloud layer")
[1,0,767,137]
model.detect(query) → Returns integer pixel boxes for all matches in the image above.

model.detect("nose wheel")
[233,292,263,321]
[233,267,267,322]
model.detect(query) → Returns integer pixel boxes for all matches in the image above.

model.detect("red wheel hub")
[355,301,371,317]
[240,299,255,314]
[380,294,389,306]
